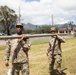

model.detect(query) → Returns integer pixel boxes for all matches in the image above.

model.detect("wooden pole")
[52,14,53,26]
[0,33,67,40]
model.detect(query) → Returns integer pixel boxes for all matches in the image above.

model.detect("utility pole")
[19,7,21,23]
[68,23,69,36]
[52,14,53,26]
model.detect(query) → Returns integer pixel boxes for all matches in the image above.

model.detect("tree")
[39,26,51,33]
[0,5,17,35]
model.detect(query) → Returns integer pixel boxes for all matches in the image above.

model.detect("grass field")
[0,38,76,75]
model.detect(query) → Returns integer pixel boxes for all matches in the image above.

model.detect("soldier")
[4,23,31,75]
[74,30,76,37]
[46,26,65,75]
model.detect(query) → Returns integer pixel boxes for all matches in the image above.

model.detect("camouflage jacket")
[4,34,31,63]
[47,35,65,56]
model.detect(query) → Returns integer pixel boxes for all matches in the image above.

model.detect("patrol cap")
[50,26,57,32]
[16,23,23,28]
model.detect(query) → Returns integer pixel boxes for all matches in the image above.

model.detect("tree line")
[0,5,74,35]
[0,5,53,35]
[23,26,51,34]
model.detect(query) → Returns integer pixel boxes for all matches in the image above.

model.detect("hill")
[23,23,39,30]
[23,22,76,30]
[23,23,51,30]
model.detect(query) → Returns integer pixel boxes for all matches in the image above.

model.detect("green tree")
[39,26,51,33]
[0,5,17,35]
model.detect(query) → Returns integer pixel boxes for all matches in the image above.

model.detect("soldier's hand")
[55,33,58,36]
[19,34,26,42]
[46,52,48,56]
[5,61,9,67]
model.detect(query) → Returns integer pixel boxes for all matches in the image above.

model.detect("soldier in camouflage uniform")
[46,26,65,75]
[4,23,31,75]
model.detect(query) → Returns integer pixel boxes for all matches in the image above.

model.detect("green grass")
[31,39,49,45]
[29,38,76,75]
[0,46,6,50]
[0,38,76,75]
[62,48,76,74]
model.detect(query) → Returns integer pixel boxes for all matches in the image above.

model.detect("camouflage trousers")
[11,62,29,75]
[48,54,62,75]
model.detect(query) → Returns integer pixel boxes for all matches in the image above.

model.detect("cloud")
[56,0,76,10]
[25,0,40,2]
[0,0,76,25]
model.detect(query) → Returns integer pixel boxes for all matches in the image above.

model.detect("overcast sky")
[0,0,76,25]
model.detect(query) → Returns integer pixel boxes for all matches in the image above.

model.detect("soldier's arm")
[19,38,31,51]
[46,38,51,56]
[46,46,51,56]
[17,34,31,52]
[24,38,31,50]
[4,40,11,66]
[57,35,65,43]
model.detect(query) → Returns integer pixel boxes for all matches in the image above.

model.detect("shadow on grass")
[52,68,67,75]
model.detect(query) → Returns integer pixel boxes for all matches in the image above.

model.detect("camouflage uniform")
[47,34,65,75]
[4,34,30,75]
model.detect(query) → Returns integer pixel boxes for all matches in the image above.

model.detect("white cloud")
[0,0,76,25]
[56,0,76,10]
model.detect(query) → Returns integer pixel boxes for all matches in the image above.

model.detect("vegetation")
[0,6,75,35]
[31,39,49,45]
[22,26,51,34]
[0,38,76,75]
[29,38,76,75]
[0,5,17,35]
[0,46,6,50]
[23,26,59,34]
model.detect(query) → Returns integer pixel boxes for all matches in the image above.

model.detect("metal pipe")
[0,33,67,40]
